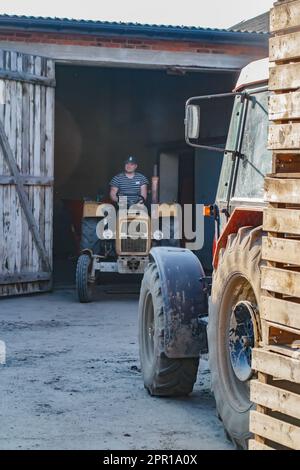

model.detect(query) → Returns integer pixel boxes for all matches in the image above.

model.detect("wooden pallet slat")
[250,410,300,450]
[270,30,300,62]
[263,207,300,235]
[261,295,300,331]
[265,176,300,203]
[269,62,300,91]
[262,236,300,266]
[252,348,300,384]
[251,380,300,420]
[269,92,300,121]
[268,123,300,150]
[264,343,300,358]
[261,266,300,298]
[270,0,300,33]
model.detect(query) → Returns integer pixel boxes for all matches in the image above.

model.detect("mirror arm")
[187,142,225,152]
[225,150,245,160]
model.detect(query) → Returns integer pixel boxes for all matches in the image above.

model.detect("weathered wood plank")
[251,380,300,420]
[270,62,300,92]
[252,348,300,383]
[270,31,300,62]
[248,439,274,450]
[262,266,300,297]
[9,51,17,275]
[261,295,300,331]
[268,123,300,150]
[32,55,42,272]
[264,177,300,204]
[270,0,300,33]
[0,271,51,284]
[15,52,23,274]
[269,92,300,121]
[0,175,54,185]
[264,343,300,358]
[44,61,55,267]
[24,54,32,271]
[0,69,55,87]
[250,410,300,450]
[262,236,300,265]
[39,59,47,270]
[0,113,51,272]
[0,280,51,296]
[263,207,300,235]
[2,52,12,275]
[25,54,35,271]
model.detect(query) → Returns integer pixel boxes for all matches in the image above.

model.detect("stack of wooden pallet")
[249,0,300,451]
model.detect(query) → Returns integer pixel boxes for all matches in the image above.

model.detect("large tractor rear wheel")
[138,262,199,396]
[207,226,262,449]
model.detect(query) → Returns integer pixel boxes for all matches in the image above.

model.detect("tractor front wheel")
[138,262,199,396]
[76,254,95,303]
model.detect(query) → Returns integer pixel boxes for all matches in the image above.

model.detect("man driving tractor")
[109,155,149,207]
[76,155,178,302]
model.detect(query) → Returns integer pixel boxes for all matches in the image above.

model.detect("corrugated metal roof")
[0,14,268,43]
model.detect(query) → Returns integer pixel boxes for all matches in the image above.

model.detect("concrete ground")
[0,285,233,450]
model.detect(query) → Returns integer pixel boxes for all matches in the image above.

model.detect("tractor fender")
[81,248,93,257]
[149,247,208,359]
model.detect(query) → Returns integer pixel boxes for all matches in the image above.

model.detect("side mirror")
[185,104,200,141]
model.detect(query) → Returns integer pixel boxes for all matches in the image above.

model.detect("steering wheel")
[136,195,146,205]
[116,194,146,206]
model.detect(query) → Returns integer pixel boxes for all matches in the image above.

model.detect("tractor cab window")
[233,90,271,200]
[216,95,244,202]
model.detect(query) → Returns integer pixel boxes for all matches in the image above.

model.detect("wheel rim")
[229,301,256,383]
[144,292,155,367]
[218,274,259,413]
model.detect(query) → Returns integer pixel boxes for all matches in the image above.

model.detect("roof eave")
[0,16,269,46]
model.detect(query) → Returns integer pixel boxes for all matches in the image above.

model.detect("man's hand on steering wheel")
[136,195,146,205]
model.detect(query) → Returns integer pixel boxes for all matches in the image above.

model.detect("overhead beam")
[0,41,263,71]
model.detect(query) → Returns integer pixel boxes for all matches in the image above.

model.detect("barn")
[0,14,268,296]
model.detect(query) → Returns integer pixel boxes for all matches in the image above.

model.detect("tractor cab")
[185,58,272,235]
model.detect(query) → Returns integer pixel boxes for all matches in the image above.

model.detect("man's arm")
[140,184,147,201]
[110,186,119,203]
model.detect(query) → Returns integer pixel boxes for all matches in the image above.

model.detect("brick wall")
[0,29,265,57]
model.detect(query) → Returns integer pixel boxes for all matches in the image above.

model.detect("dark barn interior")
[53,64,238,283]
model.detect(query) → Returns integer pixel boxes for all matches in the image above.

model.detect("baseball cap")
[125,155,137,164]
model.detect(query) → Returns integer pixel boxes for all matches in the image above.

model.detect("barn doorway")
[52,64,237,286]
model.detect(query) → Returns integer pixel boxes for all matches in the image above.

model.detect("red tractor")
[138,58,271,449]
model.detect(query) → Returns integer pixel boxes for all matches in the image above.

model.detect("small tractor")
[138,58,271,449]
[75,189,180,302]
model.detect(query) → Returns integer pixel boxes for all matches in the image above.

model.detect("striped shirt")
[110,172,149,205]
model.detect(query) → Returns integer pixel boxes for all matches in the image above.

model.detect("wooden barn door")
[0,49,55,296]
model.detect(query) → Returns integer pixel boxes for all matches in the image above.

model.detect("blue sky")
[0,0,274,28]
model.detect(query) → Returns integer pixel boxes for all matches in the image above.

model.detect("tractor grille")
[121,238,148,253]
[119,220,148,254]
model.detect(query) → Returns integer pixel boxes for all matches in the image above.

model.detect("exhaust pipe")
[151,164,159,205]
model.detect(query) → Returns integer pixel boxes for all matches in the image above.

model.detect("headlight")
[153,230,163,241]
[102,229,114,240]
